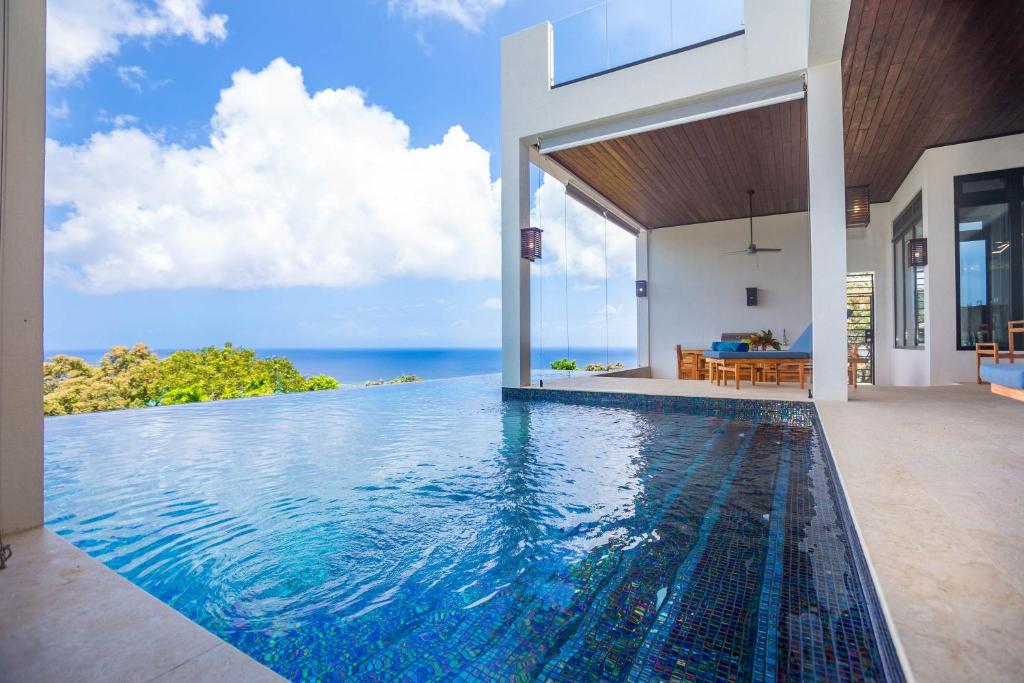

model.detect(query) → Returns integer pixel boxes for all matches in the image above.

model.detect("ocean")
[44,347,638,385]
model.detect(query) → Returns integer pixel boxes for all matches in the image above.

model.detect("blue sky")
[44,0,638,352]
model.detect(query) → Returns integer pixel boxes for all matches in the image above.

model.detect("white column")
[501,138,531,387]
[636,229,650,368]
[806,61,848,401]
[0,0,46,533]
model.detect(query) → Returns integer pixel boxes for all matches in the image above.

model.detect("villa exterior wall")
[647,213,812,380]
[501,1,810,151]
[846,133,1024,386]
[501,1,819,388]
[0,0,46,534]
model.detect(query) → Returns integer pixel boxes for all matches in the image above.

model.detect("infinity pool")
[46,375,900,681]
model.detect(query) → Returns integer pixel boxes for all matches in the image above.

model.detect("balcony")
[552,0,745,86]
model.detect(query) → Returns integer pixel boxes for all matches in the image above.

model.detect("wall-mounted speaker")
[746,287,758,307]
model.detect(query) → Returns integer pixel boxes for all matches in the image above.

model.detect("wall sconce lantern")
[908,238,928,267]
[635,280,648,298]
[846,185,870,228]
[520,227,542,262]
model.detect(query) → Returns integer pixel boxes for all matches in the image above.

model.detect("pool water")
[45,375,900,682]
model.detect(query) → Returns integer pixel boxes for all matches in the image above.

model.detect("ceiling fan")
[729,189,782,255]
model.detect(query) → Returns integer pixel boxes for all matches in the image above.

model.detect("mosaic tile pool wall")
[47,376,905,681]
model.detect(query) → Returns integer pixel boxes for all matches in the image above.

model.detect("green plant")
[550,358,578,371]
[388,374,423,384]
[305,374,340,391]
[584,362,624,372]
[742,329,782,351]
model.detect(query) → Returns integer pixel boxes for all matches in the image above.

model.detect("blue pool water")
[45,375,899,682]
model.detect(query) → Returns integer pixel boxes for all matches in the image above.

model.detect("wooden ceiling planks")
[549,98,809,228]
[843,0,1024,202]
[547,0,1024,228]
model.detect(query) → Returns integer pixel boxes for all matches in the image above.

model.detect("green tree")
[157,344,336,404]
[98,344,161,407]
[550,358,578,371]
[43,343,340,414]
[305,374,340,391]
[44,355,94,395]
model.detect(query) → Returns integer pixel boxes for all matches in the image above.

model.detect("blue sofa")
[980,363,1024,390]
[704,325,813,360]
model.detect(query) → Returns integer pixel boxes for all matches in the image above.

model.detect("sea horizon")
[45,346,639,385]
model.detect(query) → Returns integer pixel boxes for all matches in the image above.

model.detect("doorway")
[847,272,875,384]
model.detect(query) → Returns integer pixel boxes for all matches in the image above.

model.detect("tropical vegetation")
[549,358,578,371]
[583,362,624,372]
[742,329,783,351]
[44,343,339,416]
[364,374,424,387]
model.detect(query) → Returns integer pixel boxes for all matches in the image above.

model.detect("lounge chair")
[979,320,1024,401]
[704,325,812,389]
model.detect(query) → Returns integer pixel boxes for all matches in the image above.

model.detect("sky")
[43,0,640,351]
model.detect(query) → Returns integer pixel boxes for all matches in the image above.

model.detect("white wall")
[648,213,811,380]
[502,1,811,149]
[845,133,1024,386]
[921,135,1024,384]
[0,0,46,534]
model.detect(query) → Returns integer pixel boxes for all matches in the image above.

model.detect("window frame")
[892,193,925,350]
[953,167,1024,351]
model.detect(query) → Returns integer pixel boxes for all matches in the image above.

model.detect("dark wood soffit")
[549,99,808,229]
[842,0,1024,203]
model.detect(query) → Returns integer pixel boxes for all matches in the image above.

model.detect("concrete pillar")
[501,138,531,387]
[636,230,650,368]
[806,60,848,401]
[0,0,46,533]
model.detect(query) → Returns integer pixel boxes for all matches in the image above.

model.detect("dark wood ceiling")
[546,0,1024,228]
[550,99,808,228]
[843,0,1024,202]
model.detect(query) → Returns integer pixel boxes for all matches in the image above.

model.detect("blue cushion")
[711,341,749,352]
[704,350,811,360]
[980,363,1024,389]
[789,325,813,354]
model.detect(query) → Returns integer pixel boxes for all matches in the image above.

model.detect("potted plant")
[743,329,783,351]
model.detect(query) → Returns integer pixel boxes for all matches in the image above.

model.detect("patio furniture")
[975,320,1024,383]
[848,344,867,388]
[979,363,1024,402]
[675,345,707,380]
[704,325,813,390]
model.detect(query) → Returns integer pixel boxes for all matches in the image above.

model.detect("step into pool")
[46,375,902,681]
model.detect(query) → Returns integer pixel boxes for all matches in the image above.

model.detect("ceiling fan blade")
[727,249,752,255]
[754,248,783,253]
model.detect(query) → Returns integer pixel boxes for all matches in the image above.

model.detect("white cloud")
[117,65,145,91]
[480,297,501,310]
[108,113,141,128]
[47,0,228,83]
[45,58,501,294]
[533,174,636,281]
[48,99,71,119]
[387,0,506,31]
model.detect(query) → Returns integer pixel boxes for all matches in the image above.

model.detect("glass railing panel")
[552,3,609,86]
[552,0,745,86]
[670,0,744,50]
[606,0,672,74]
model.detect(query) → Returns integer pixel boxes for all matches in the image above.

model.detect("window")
[893,194,925,349]
[955,167,1024,350]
